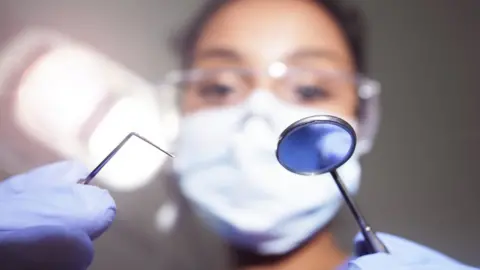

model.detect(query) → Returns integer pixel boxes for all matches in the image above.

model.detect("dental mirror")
[276,115,389,255]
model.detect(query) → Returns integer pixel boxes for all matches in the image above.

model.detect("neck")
[235,230,348,270]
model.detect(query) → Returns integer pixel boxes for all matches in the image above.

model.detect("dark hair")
[172,0,367,74]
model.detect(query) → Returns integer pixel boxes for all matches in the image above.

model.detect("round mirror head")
[276,115,357,175]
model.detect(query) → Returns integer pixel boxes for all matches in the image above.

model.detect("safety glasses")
[162,63,381,154]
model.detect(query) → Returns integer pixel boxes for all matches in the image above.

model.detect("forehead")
[194,0,353,70]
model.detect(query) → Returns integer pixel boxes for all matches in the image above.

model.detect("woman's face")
[181,0,358,119]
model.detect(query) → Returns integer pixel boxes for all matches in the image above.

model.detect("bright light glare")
[87,97,171,192]
[14,47,109,157]
[155,202,179,233]
[161,112,180,146]
[268,62,287,78]
[4,40,180,186]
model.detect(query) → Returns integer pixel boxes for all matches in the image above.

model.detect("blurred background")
[0,0,479,269]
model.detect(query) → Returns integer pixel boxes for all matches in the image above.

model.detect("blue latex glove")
[348,232,478,270]
[0,161,116,270]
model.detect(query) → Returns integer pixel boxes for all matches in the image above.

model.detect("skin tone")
[180,0,359,269]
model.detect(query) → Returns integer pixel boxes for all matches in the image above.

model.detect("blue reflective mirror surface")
[276,115,356,175]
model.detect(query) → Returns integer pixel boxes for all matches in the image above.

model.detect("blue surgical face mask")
[172,91,362,255]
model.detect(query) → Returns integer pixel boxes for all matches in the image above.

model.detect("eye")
[199,83,233,98]
[194,82,238,105]
[295,85,330,102]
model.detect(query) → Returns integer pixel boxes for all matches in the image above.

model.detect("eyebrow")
[287,48,343,62]
[195,47,343,64]
[196,48,242,63]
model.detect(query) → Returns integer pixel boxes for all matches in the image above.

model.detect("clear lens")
[181,69,253,107]
[279,69,357,109]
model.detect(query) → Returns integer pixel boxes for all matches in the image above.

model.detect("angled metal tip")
[130,132,175,158]
[81,132,174,185]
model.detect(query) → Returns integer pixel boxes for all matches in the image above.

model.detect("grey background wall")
[1,0,479,268]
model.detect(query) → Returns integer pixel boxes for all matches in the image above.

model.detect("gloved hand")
[348,232,478,270]
[0,160,116,270]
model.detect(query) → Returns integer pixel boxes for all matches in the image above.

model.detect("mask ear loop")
[78,132,175,185]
